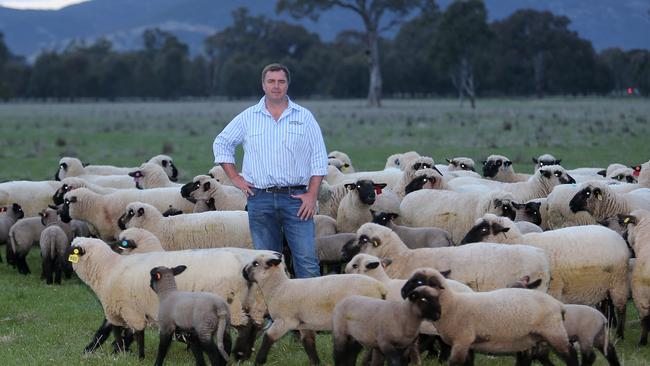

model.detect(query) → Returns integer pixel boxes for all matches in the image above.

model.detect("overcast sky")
[0,0,87,10]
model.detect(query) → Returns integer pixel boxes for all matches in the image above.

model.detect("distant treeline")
[0,6,648,100]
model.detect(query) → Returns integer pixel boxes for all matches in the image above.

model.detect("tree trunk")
[533,51,545,98]
[366,30,382,107]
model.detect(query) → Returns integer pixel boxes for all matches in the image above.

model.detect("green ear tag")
[121,240,129,247]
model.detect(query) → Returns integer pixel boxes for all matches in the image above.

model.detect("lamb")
[513,200,543,226]
[60,187,195,241]
[241,252,387,365]
[341,223,551,292]
[482,154,530,182]
[39,224,72,284]
[332,286,439,366]
[460,213,630,338]
[384,151,421,171]
[510,277,620,366]
[118,201,252,249]
[0,180,62,217]
[336,179,387,233]
[569,181,650,222]
[399,268,578,366]
[546,184,598,229]
[0,203,25,262]
[399,189,518,244]
[55,155,178,181]
[619,209,650,346]
[370,210,453,249]
[315,233,357,274]
[532,154,561,171]
[150,265,231,366]
[327,150,355,173]
[180,175,245,212]
[68,237,258,360]
[129,163,183,189]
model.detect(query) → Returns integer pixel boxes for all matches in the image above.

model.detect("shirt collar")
[254,96,298,114]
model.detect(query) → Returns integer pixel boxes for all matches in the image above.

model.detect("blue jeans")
[247,188,320,278]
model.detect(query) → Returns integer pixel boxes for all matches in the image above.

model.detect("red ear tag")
[155,273,161,280]
[633,166,641,177]
[375,186,383,195]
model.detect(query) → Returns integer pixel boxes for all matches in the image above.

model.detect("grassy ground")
[1,97,649,365]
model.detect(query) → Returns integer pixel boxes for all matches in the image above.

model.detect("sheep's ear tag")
[596,193,603,201]
[374,186,383,195]
[372,240,379,247]
[121,240,129,248]
[624,217,630,224]
[68,248,80,263]
[155,273,161,280]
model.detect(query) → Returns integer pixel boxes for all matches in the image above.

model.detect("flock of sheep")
[1,150,650,365]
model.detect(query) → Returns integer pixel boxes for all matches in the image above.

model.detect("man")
[213,63,328,278]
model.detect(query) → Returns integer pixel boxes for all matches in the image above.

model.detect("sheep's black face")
[350,180,378,205]
[496,200,516,221]
[408,286,441,321]
[60,198,74,223]
[460,220,490,244]
[523,202,542,226]
[117,208,136,230]
[109,239,137,254]
[55,162,67,181]
[371,211,397,226]
[341,238,362,262]
[12,203,24,220]
[569,186,601,213]
[243,256,282,283]
[162,207,183,217]
[405,175,435,195]
[180,180,199,202]
[129,170,144,189]
[412,162,432,171]
[482,159,508,178]
[540,169,575,185]
[169,162,178,182]
[400,270,446,299]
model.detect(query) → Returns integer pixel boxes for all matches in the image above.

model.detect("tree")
[277,0,432,107]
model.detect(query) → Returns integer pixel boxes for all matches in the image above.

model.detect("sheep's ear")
[366,261,380,270]
[69,196,77,203]
[203,181,211,191]
[526,278,542,289]
[208,173,215,178]
[618,214,637,226]
[439,269,451,278]
[596,169,607,177]
[482,160,487,165]
[137,207,145,216]
[493,199,502,209]
[172,265,187,276]
[390,213,399,220]
[344,183,356,190]
[555,159,562,165]
[162,160,169,167]
[39,211,46,217]
[445,158,452,164]
[532,157,539,164]
[266,258,282,267]
[541,170,552,179]
[380,258,392,268]
[492,223,510,234]
[594,188,603,201]
[82,162,90,167]
[503,161,512,167]
[512,202,524,209]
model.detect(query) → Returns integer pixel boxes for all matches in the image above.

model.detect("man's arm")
[220,162,255,196]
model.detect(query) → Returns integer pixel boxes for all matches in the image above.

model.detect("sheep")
[515,220,543,234]
[605,160,650,194]
[393,156,436,198]
[118,201,252,250]
[399,189,518,244]
[60,187,195,241]
[546,184,598,229]
[8,216,48,274]
[241,252,387,365]
[370,210,453,249]
[314,214,337,237]
[341,223,551,292]
[55,155,178,181]
[336,179,387,233]
[399,268,578,366]
[569,180,650,222]
[509,277,620,366]
[180,175,245,212]
[110,228,164,254]
[608,166,637,184]
[327,157,346,172]
[325,165,403,188]
[619,209,650,346]
[482,154,530,182]
[0,203,25,262]
[0,180,62,217]
[150,265,231,366]
[207,166,234,186]
[51,177,117,205]
[460,213,630,338]
[327,150,355,173]
[68,237,258,360]
[317,180,350,218]
[315,233,357,274]
[384,151,421,171]
[532,154,562,171]
[332,286,439,366]
[403,168,450,196]
[39,224,72,285]
[129,162,183,189]
[444,157,476,172]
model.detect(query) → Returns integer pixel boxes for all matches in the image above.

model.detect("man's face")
[262,70,289,102]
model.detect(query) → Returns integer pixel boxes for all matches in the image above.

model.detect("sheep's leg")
[542,333,578,366]
[84,318,113,353]
[233,319,257,360]
[637,314,650,346]
[614,301,626,340]
[332,334,362,366]
[187,333,206,366]
[437,336,451,362]
[134,329,145,359]
[299,330,320,365]
[112,326,127,353]
[369,349,384,366]
[448,342,470,366]
[514,351,533,366]
[54,260,63,285]
[580,350,597,366]
[42,257,53,284]
[154,331,174,366]
[384,350,407,366]
[16,255,30,275]
[254,331,283,364]
[597,338,620,366]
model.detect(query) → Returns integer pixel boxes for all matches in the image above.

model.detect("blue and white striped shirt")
[213,96,328,189]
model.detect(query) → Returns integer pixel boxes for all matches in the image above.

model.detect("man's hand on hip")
[292,191,317,220]
[232,175,255,197]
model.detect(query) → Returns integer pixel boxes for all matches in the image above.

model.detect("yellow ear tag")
[68,254,79,263]
[596,193,603,201]
[624,218,630,224]
[372,240,379,247]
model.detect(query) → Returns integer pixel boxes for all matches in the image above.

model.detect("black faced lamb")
[332,286,440,366]
[370,210,453,249]
[39,223,72,284]
[150,265,231,366]
[400,268,579,366]
[241,252,387,365]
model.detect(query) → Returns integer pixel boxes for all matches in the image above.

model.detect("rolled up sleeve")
[213,115,244,165]
[307,114,328,177]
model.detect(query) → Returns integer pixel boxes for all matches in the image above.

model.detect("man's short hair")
[261,63,291,84]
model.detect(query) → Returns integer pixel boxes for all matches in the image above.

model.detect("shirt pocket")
[284,123,307,152]
[246,126,265,154]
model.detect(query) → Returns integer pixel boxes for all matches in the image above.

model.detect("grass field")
[1,97,649,365]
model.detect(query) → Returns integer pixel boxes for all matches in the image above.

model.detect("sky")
[0,0,87,10]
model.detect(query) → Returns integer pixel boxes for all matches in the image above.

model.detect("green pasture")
[1,97,649,365]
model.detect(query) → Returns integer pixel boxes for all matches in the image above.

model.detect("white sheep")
[569,180,650,222]
[61,187,195,241]
[336,179,387,233]
[325,165,403,188]
[180,174,245,212]
[241,252,387,365]
[393,156,436,198]
[460,213,630,338]
[546,184,598,229]
[608,166,637,184]
[55,155,177,181]
[0,180,62,217]
[52,177,117,205]
[208,165,234,186]
[341,223,551,292]
[118,201,252,249]
[481,154,530,182]
[445,157,476,172]
[399,269,578,366]
[403,168,450,196]
[384,151,421,171]
[399,189,518,244]
[128,162,182,189]
[532,153,561,171]
[327,150,355,173]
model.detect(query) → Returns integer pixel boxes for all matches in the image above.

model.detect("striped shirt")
[213,96,328,189]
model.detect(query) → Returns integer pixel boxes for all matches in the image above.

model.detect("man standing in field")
[213,63,328,278]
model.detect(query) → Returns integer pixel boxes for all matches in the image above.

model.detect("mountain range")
[0,0,648,61]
